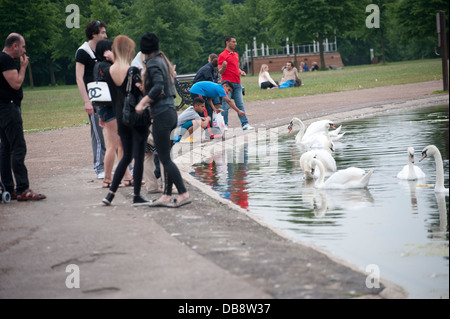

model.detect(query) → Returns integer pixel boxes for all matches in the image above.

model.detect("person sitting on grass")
[174,97,210,142]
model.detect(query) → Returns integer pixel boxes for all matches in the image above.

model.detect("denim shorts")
[98,105,116,123]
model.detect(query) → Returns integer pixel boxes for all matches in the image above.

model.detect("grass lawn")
[21,58,444,132]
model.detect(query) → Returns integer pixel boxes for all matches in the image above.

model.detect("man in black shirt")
[0,33,46,201]
[75,20,108,179]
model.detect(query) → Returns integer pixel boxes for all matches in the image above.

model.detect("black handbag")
[122,68,151,127]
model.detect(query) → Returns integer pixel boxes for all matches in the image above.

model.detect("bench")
[175,73,196,110]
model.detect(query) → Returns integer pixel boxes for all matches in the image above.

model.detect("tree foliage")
[0,0,446,86]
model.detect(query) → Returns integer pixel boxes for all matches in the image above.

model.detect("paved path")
[0,81,447,300]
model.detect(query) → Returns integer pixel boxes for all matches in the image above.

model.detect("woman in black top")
[102,35,149,207]
[95,39,133,189]
[135,32,191,208]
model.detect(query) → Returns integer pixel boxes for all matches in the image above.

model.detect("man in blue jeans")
[218,36,254,130]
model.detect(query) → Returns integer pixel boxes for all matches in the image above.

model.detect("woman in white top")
[258,64,278,89]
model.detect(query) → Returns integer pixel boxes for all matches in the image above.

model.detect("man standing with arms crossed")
[75,20,107,179]
[0,33,46,201]
[218,36,254,131]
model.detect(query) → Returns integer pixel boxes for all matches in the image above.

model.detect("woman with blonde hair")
[102,35,150,206]
[135,32,190,208]
[258,64,278,89]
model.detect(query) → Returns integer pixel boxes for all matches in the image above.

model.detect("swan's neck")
[408,161,416,179]
[314,160,326,187]
[295,119,306,140]
[432,149,446,192]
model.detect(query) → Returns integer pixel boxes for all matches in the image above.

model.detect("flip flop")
[172,196,192,208]
[149,198,174,208]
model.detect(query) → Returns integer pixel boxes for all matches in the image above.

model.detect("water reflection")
[192,105,449,298]
[192,145,250,210]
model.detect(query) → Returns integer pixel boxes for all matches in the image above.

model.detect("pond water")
[191,104,449,299]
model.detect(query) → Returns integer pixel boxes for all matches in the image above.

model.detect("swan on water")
[288,118,336,141]
[288,118,338,150]
[300,149,337,180]
[419,145,449,194]
[310,158,374,189]
[397,147,426,180]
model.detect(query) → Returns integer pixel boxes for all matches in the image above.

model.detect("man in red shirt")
[218,36,254,130]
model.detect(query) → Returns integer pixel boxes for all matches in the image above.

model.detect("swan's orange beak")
[288,123,293,133]
[330,124,336,129]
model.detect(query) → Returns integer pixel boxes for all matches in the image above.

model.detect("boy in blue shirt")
[190,81,245,123]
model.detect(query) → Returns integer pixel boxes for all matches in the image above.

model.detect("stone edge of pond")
[173,93,449,299]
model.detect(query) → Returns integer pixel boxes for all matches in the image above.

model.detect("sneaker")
[97,171,105,179]
[224,125,229,131]
[242,124,254,130]
[174,135,182,143]
[102,193,115,206]
[133,195,150,207]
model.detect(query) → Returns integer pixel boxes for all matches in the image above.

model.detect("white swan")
[288,118,337,150]
[310,158,374,189]
[419,145,449,194]
[288,118,336,142]
[397,147,426,180]
[300,149,337,180]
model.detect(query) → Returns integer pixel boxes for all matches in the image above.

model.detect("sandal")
[123,180,146,187]
[102,180,112,189]
[103,180,125,189]
[17,189,46,201]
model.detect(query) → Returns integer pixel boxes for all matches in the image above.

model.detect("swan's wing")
[303,120,330,139]
[329,125,342,137]
[413,165,426,179]
[315,150,337,172]
[331,132,346,141]
[325,167,365,186]
[397,165,410,179]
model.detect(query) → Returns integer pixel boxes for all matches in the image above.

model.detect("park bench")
[175,73,196,110]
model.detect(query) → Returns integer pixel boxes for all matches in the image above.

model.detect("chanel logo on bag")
[88,86,103,99]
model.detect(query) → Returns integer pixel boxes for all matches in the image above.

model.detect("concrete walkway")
[0,81,447,299]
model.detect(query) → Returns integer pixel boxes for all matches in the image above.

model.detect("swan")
[300,149,337,180]
[310,158,374,189]
[419,145,449,194]
[397,147,426,180]
[288,118,336,143]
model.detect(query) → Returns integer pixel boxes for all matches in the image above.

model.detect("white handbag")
[87,81,111,103]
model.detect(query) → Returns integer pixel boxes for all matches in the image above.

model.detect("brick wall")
[247,52,344,74]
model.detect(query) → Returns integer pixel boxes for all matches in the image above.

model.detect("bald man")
[0,33,46,201]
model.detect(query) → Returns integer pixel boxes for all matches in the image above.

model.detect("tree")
[0,0,60,87]
[396,0,449,57]
[122,0,202,73]
[268,0,364,69]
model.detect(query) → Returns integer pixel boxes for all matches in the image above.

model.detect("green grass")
[21,59,444,132]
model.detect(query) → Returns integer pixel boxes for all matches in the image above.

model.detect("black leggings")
[110,119,149,196]
[152,107,187,195]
